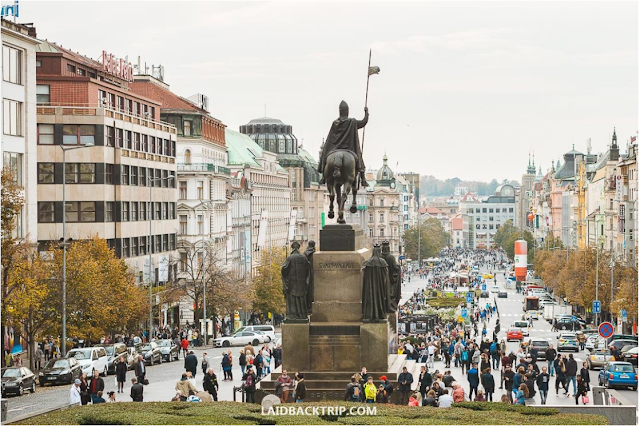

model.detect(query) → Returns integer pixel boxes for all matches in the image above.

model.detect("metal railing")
[36,104,177,134]
[176,163,230,175]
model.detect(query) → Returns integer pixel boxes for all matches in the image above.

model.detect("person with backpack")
[242,366,257,403]
[490,341,499,369]
[481,367,495,402]
[460,347,470,374]
[345,376,363,402]
[363,376,376,403]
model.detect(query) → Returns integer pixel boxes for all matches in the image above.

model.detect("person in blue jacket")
[467,362,480,400]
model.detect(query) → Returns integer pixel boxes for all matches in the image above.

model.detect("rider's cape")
[319,117,365,172]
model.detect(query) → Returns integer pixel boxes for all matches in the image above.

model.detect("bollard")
[1,398,7,422]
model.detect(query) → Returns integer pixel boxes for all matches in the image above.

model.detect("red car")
[507,328,523,342]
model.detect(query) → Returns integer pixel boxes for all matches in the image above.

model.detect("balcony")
[177,163,231,175]
[36,103,177,134]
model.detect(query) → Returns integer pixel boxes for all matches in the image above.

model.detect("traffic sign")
[461,309,468,319]
[592,300,601,314]
[466,292,474,303]
[571,315,577,322]
[399,255,406,260]
[598,322,614,339]
[621,310,628,322]
[482,284,486,291]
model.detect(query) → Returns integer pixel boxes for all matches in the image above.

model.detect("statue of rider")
[318,101,369,187]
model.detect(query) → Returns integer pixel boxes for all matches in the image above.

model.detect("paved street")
[400,268,638,406]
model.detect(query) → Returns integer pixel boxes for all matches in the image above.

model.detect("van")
[66,346,109,376]
[236,325,275,342]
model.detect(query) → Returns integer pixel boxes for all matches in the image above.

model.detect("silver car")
[587,349,615,370]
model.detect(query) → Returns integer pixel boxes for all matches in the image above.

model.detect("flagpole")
[362,48,372,153]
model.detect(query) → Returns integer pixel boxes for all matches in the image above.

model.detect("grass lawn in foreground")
[14,401,608,425]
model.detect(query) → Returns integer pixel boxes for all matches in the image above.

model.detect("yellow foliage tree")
[251,246,286,316]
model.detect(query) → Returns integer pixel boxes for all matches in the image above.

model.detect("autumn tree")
[403,217,450,262]
[251,246,286,316]
[494,220,535,262]
[167,240,247,337]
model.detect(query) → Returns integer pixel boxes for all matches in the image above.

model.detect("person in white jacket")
[70,379,82,405]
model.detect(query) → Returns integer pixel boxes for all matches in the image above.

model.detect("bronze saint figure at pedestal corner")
[362,244,389,322]
[281,241,311,321]
[304,240,316,314]
[381,240,401,313]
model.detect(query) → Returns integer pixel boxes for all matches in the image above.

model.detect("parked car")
[66,346,109,376]
[598,362,638,390]
[557,332,579,352]
[622,347,638,365]
[234,325,276,342]
[104,343,128,375]
[125,347,138,370]
[606,334,638,345]
[528,339,550,353]
[587,349,615,370]
[136,342,162,365]
[213,330,269,348]
[585,335,606,352]
[156,339,179,362]
[38,357,82,386]
[1,367,36,397]
[490,285,500,293]
[498,291,508,298]
[507,328,523,342]
[557,317,581,331]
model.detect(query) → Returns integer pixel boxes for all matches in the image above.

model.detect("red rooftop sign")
[101,51,133,82]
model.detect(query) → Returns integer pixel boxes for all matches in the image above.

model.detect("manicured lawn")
[14,401,608,425]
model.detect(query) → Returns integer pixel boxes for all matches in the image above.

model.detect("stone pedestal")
[281,321,309,371]
[360,321,390,371]
[319,224,365,251]
[310,248,369,323]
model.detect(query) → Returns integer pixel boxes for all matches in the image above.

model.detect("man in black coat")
[184,350,198,378]
[418,365,432,401]
[130,377,144,402]
[545,344,557,377]
[89,370,105,404]
[398,366,413,405]
[134,354,146,385]
[564,353,578,396]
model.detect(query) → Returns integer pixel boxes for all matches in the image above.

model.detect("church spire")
[527,152,536,174]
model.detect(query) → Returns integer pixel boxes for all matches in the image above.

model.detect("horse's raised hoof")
[350,205,357,214]
[328,211,335,219]
[337,218,346,224]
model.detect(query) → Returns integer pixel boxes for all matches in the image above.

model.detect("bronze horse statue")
[323,149,359,224]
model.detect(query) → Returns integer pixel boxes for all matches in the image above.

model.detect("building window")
[379,213,384,222]
[170,234,176,250]
[482,208,487,213]
[380,199,384,207]
[179,181,187,199]
[36,124,54,145]
[131,166,138,186]
[180,215,188,235]
[125,131,132,149]
[489,216,494,222]
[139,167,146,186]
[129,202,137,221]
[163,235,169,252]
[180,252,188,272]
[105,126,114,146]
[184,149,192,164]
[62,124,95,145]
[162,202,168,220]
[184,120,192,136]
[122,202,129,221]
[380,228,385,237]
[131,237,138,257]
[155,235,161,253]
[369,228,373,237]
[134,133,140,151]
[502,208,507,213]
[476,208,480,213]
[106,202,114,222]
[37,162,54,184]
[154,169,161,187]
[489,208,494,213]
[140,202,147,221]
[197,181,204,199]
[171,203,176,219]
[106,164,114,184]
[2,45,22,84]
[66,201,96,222]
[121,165,129,185]
[155,202,161,220]
[66,64,76,74]
[3,99,22,136]
[65,163,95,184]
[36,60,41,67]
[197,215,204,235]
[36,85,50,103]
[38,202,55,223]
[140,236,147,256]
[508,208,514,213]
[122,238,129,258]
[3,152,22,184]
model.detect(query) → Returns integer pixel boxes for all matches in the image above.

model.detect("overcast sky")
[24,1,638,181]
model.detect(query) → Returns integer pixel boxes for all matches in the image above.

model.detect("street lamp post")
[148,173,175,342]
[60,142,94,357]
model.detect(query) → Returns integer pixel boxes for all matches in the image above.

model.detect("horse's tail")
[332,152,342,180]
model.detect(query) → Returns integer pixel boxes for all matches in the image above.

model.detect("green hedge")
[15,401,608,425]
[424,297,464,309]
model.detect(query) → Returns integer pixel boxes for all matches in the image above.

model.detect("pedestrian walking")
[130,377,144,402]
[184,350,198,378]
[481,367,495,402]
[134,354,147,385]
[69,379,82,405]
[536,366,550,405]
[203,368,219,401]
[116,355,127,393]
[89,369,105,404]
[242,366,257,403]
[398,366,414,405]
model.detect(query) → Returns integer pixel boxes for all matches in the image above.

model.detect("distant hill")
[420,176,519,197]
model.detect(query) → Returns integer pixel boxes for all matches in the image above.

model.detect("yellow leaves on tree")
[251,246,287,315]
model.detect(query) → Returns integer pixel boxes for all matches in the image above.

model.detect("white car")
[66,347,109,376]
[213,331,268,348]
[586,335,606,352]
[235,325,276,342]
[490,285,500,293]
